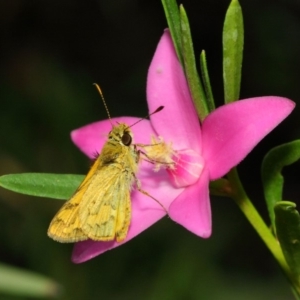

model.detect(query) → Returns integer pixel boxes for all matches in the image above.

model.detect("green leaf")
[200,50,215,112]
[161,0,183,65]
[275,202,300,286]
[0,173,84,200]
[0,262,61,297]
[223,0,244,103]
[261,140,300,231]
[180,5,208,121]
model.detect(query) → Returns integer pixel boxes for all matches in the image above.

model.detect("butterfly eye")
[122,132,132,146]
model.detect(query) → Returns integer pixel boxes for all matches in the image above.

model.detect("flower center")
[167,149,204,188]
[144,136,204,188]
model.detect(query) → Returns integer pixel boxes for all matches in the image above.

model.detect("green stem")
[227,168,300,296]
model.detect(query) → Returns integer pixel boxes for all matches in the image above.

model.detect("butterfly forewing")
[47,158,102,242]
[78,163,133,241]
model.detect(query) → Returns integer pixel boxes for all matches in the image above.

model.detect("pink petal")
[71,117,157,158]
[168,168,212,238]
[202,96,295,180]
[72,160,183,263]
[147,30,202,153]
[167,149,204,188]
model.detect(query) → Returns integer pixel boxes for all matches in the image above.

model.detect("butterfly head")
[109,123,133,147]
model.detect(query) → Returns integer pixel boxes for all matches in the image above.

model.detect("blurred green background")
[1,0,300,299]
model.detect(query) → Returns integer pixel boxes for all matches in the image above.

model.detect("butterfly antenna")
[93,83,113,126]
[128,106,164,129]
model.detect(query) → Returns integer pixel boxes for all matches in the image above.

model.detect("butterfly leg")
[133,173,168,214]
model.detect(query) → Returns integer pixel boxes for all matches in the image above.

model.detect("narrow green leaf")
[200,50,215,112]
[180,5,208,121]
[275,202,300,285]
[223,0,244,103]
[161,0,183,64]
[0,173,84,200]
[261,140,300,231]
[0,262,61,297]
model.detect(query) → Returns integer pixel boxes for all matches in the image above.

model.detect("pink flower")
[71,30,295,263]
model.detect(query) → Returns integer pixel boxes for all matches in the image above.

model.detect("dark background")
[1,0,300,299]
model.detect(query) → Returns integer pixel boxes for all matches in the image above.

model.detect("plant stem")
[227,168,300,296]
